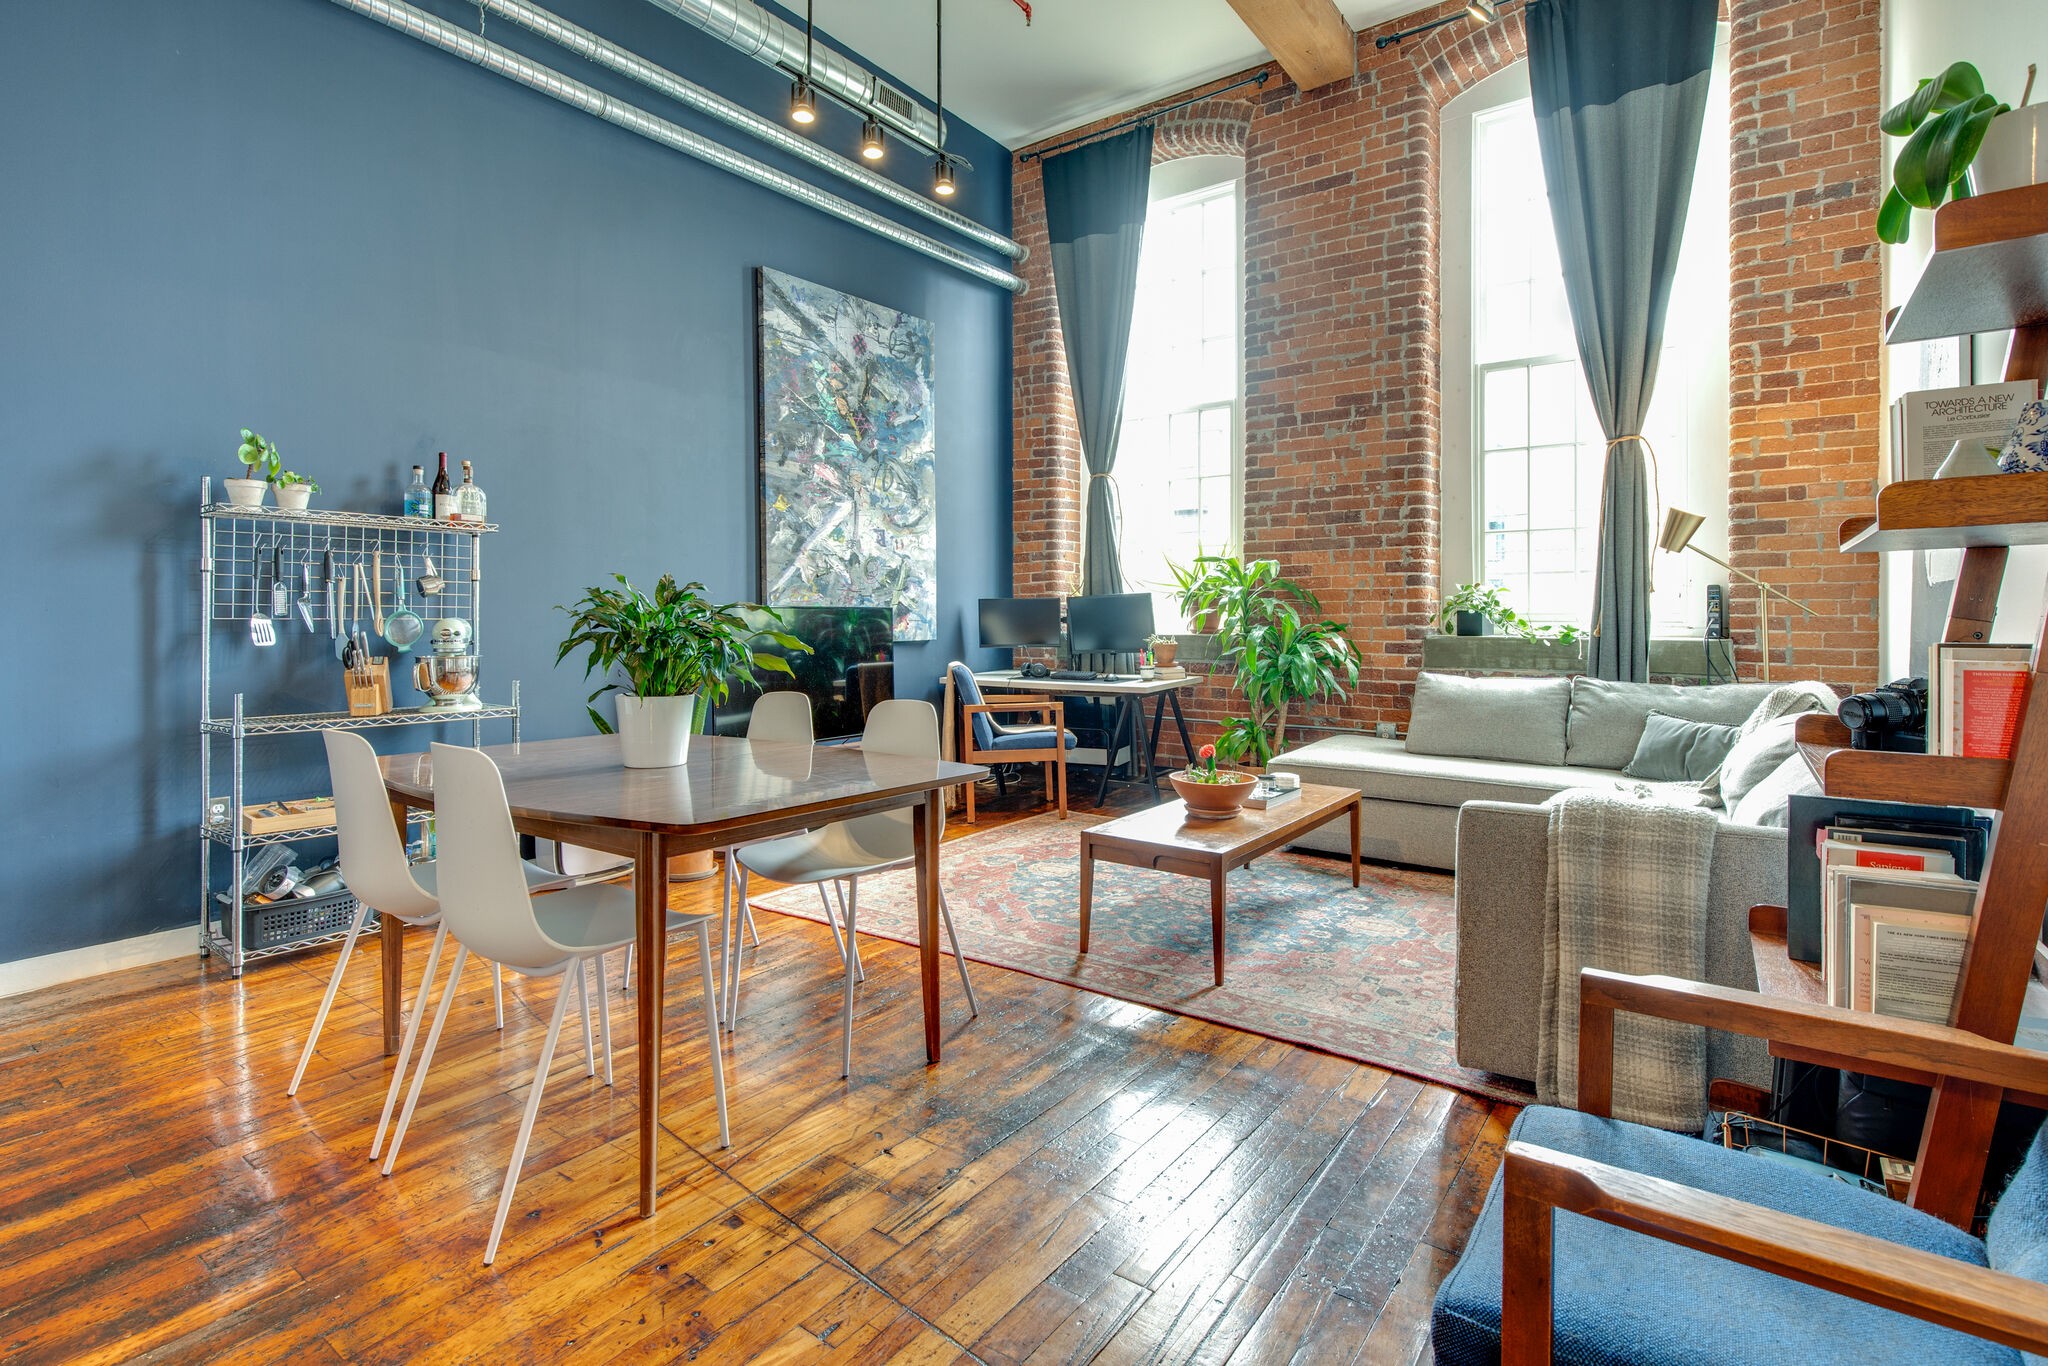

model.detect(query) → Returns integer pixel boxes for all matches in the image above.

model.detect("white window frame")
[1440,44,1731,636]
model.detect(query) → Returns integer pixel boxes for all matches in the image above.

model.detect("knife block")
[345,659,392,717]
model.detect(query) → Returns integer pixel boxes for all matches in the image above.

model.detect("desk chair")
[391,743,728,1265]
[731,700,976,1076]
[946,661,1072,824]
[1433,968,2048,1364]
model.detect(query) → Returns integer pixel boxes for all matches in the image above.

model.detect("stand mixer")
[414,616,481,711]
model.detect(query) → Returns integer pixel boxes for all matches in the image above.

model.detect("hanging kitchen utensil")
[269,543,289,618]
[334,570,351,661]
[297,554,317,632]
[384,561,424,653]
[322,549,338,644]
[416,554,445,597]
[248,539,276,648]
[371,550,386,632]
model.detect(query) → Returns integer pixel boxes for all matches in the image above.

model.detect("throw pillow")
[1714,713,1805,813]
[1729,751,1822,828]
[1698,681,1837,809]
[1622,710,1743,782]
[1403,671,1571,766]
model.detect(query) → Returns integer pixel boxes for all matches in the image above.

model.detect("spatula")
[249,540,276,648]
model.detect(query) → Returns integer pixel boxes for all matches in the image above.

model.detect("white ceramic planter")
[1975,105,2048,194]
[274,484,312,511]
[223,478,268,508]
[615,693,697,768]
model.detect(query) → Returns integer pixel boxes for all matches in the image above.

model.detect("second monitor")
[1066,592,1156,656]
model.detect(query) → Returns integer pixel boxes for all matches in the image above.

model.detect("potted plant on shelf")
[228,428,279,508]
[1436,581,1585,647]
[1145,632,1179,668]
[1170,552,1363,767]
[556,575,805,769]
[274,470,319,512]
[1877,61,2043,244]
[1169,741,1259,819]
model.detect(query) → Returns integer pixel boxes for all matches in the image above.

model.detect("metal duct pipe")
[643,0,945,153]
[323,0,1026,293]
[477,0,1023,262]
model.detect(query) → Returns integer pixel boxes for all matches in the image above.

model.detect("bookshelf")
[1747,184,2048,1226]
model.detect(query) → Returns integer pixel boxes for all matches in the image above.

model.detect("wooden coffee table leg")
[1350,800,1361,887]
[1210,865,1227,987]
[1078,838,1094,953]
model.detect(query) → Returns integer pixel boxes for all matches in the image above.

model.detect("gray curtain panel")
[1041,125,1154,595]
[1527,0,1717,681]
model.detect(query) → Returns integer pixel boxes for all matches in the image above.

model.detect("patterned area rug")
[749,812,1532,1103]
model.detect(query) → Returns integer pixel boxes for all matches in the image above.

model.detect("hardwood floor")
[0,780,1512,1364]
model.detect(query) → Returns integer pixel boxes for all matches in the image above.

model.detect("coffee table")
[1078,783,1362,985]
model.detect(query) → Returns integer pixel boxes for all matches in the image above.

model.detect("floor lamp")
[1657,508,1817,681]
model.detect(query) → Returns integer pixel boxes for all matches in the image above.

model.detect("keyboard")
[1049,669,1104,682]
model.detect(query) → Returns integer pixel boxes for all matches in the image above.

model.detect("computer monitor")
[1066,592,1155,655]
[978,597,1062,649]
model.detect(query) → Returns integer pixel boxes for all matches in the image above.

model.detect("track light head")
[1466,0,1499,21]
[933,156,957,197]
[789,77,817,126]
[861,117,886,161]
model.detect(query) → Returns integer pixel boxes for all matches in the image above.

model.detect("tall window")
[1117,158,1244,626]
[1448,47,1730,633]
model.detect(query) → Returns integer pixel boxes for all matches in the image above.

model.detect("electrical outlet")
[1374,722,1398,739]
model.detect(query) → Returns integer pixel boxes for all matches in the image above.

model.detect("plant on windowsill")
[1170,740,1258,818]
[556,574,806,769]
[1437,582,1584,645]
[1170,552,1363,767]
[227,427,279,508]
[1876,60,2044,245]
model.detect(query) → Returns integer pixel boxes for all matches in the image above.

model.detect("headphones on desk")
[1019,661,1051,679]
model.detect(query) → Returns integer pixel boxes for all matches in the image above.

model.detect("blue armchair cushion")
[950,660,1073,753]
[1432,1106,2013,1366]
[984,727,1077,752]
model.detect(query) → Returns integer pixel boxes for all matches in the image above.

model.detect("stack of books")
[1928,642,2031,759]
[1145,664,1188,680]
[1243,776,1299,810]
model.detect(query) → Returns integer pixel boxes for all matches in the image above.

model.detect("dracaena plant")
[1877,61,2013,245]
[556,575,807,734]
[1170,553,1363,767]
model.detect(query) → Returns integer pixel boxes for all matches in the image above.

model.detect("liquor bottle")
[453,460,487,525]
[431,452,454,521]
[403,465,430,519]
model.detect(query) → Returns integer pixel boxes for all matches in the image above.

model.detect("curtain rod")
[1018,71,1270,163]
[1375,0,1540,50]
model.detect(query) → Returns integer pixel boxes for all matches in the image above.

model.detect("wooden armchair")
[1433,968,2048,1365]
[947,661,1071,824]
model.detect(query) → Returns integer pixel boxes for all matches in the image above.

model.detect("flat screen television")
[978,596,1062,649]
[709,605,893,741]
[1066,592,1155,655]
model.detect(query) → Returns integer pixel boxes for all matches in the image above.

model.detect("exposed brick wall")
[1012,0,1883,742]
[1726,0,1883,686]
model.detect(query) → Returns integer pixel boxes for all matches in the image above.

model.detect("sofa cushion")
[1432,1106,2012,1366]
[1565,678,1777,770]
[1405,672,1571,766]
[1729,750,1821,828]
[1624,710,1742,782]
[1717,713,1806,813]
[1275,734,1637,809]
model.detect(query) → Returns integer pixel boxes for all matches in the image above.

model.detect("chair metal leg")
[819,881,849,964]
[483,969,573,1266]
[623,941,633,988]
[833,879,866,983]
[595,954,614,1087]
[939,886,978,1017]
[576,954,596,1079]
[382,941,468,1176]
[492,961,505,1030]
[726,865,751,1028]
[693,922,730,1149]
[840,881,859,1079]
[287,898,372,1096]
[370,923,448,1162]
[745,901,761,947]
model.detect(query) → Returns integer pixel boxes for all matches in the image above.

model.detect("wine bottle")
[431,452,454,521]
[454,460,487,525]
[404,465,430,519]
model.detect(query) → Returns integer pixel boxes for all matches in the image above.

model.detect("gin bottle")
[454,461,487,524]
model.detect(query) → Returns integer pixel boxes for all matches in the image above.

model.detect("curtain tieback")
[1589,434,1664,638]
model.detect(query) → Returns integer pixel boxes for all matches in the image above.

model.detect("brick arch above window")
[1152,99,1253,163]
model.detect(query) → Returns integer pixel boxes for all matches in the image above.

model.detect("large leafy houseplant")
[556,575,805,752]
[1170,554,1363,767]
[1877,61,2012,244]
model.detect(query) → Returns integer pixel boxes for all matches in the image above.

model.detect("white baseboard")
[0,927,195,1001]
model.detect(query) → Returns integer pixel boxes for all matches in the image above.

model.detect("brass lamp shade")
[1658,507,1706,555]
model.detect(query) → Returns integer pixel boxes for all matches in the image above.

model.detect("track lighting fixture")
[789,77,817,125]
[861,116,886,161]
[1466,0,1499,21]
[933,156,957,197]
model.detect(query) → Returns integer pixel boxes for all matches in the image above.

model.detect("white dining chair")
[730,699,976,1077]
[385,742,729,1265]
[296,731,609,1162]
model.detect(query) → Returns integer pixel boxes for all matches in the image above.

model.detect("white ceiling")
[806,1,1424,149]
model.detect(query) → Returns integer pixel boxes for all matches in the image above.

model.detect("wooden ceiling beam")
[1225,0,1356,91]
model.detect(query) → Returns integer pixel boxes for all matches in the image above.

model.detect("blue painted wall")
[0,0,1014,963]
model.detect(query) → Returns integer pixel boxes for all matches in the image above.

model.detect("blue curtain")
[1528,0,1718,681]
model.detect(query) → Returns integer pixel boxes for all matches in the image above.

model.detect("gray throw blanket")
[1537,789,1717,1131]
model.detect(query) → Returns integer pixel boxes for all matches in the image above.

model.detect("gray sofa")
[1270,672,1821,1087]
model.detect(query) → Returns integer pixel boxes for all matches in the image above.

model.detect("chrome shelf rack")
[198,478,520,975]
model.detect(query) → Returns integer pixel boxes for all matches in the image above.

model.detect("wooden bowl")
[1168,769,1257,819]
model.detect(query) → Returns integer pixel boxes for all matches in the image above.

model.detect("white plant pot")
[615,693,697,768]
[223,478,268,508]
[1974,105,2048,195]
[274,484,312,511]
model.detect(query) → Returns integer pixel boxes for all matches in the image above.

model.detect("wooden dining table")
[379,732,985,1217]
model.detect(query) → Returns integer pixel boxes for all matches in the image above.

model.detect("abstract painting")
[756,267,937,641]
